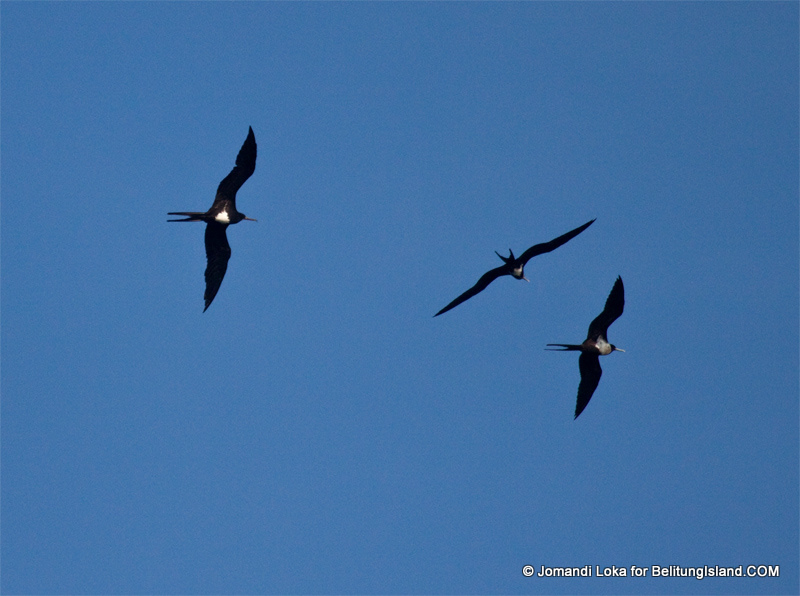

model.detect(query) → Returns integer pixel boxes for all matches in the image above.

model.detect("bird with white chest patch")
[168,126,258,312]
[546,276,625,419]
[433,219,596,317]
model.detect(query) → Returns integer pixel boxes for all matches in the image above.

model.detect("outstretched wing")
[203,223,232,312]
[575,352,602,419]
[518,219,595,265]
[213,126,257,209]
[586,276,624,341]
[434,266,507,317]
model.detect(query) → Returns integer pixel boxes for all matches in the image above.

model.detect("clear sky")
[2,3,797,595]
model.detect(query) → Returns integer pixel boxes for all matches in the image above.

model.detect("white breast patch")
[215,210,230,224]
[595,337,612,355]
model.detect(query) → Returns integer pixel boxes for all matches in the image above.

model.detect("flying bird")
[546,276,625,419]
[434,219,595,317]
[169,127,257,312]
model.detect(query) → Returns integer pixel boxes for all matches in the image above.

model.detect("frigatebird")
[434,219,595,317]
[169,127,257,312]
[546,276,625,419]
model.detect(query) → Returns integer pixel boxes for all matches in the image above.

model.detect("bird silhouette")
[546,276,625,419]
[434,219,595,317]
[169,127,257,311]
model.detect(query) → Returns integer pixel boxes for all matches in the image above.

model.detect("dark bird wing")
[212,126,257,209]
[575,352,602,419]
[517,219,595,265]
[586,276,624,341]
[203,223,232,312]
[434,265,508,317]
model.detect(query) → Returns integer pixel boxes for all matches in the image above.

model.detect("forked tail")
[545,344,583,351]
[495,249,515,264]
[168,212,206,222]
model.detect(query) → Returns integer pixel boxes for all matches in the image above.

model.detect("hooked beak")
[244,217,258,222]
[523,276,530,282]
[614,347,625,352]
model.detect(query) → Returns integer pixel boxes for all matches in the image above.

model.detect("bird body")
[168,127,257,311]
[434,219,595,317]
[547,276,625,419]
[549,336,616,356]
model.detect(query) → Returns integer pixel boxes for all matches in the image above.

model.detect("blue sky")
[2,2,797,594]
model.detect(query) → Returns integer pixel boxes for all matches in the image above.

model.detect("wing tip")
[574,398,589,419]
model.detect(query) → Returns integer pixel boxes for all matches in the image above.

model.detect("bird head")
[230,212,258,224]
[511,264,529,282]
